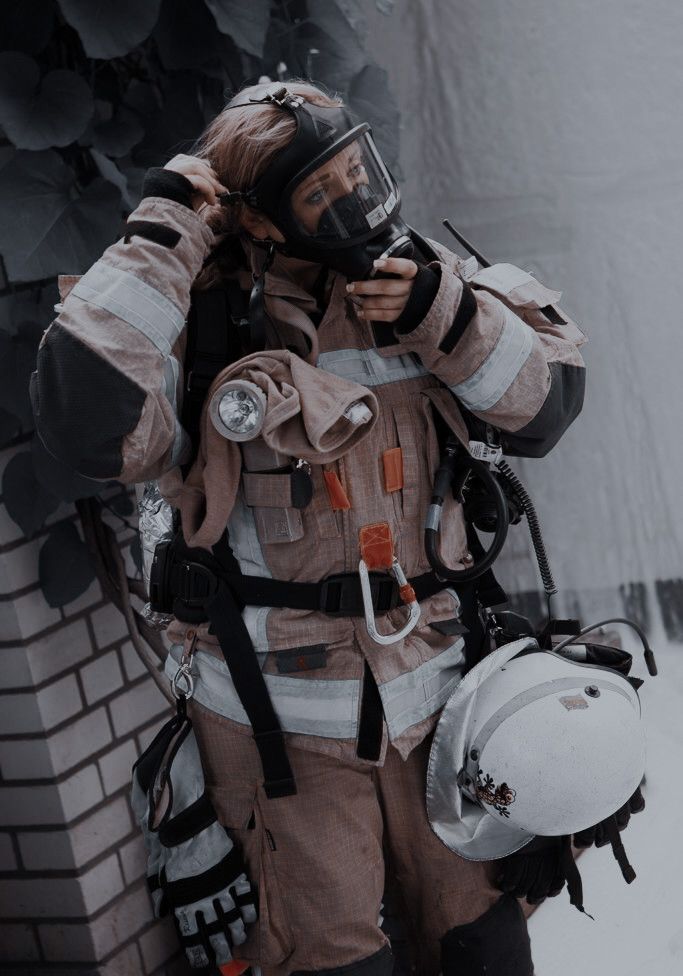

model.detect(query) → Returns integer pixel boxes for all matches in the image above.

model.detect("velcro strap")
[242,469,313,510]
[159,793,217,847]
[438,279,478,354]
[122,219,181,249]
[161,844,246,908]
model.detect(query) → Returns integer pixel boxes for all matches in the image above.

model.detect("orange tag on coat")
[220,962,250,976]
[382,447,404,492]
[323,470,352,510]
[359,522,394,570]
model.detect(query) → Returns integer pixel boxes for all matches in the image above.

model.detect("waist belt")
[169,561,450,616]
[158,540,454,805]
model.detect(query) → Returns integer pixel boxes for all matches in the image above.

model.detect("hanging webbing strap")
[181,285,248,467]
[204,581,296,799]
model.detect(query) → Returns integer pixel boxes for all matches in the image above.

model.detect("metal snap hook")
[359,556,421,646]
[171,661,195,700]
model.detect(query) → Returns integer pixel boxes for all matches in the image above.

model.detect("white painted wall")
[367,0,683,617]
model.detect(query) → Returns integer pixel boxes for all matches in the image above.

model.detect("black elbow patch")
[438,279,478,354]
[122,220,181,249]
[501,361,585,458]
[32,323,146,479]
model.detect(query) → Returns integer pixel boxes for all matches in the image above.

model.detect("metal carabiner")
[171,661,195,700]
[171,628,198,701]
[359,556,421,646]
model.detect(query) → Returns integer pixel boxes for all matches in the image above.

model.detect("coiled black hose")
[495,459,557,598]
[424,446,510,583]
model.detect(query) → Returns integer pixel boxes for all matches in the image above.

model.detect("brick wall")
[0,444,190,974]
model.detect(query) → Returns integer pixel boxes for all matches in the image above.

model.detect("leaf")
[57,0,163,59]
[131,76,205,168]
[266,0,367,93]
[2,450,59,537]
[0,0,55,55]
[347,64,400,170]
[31,433,115,503]
[0,407,21,448]
[91,114,144,158]
[0,149,122,281]
[154,0,226,71]
[91,150,140,211]
[0,53,94,150]
[204,0,271,59]
[0,319,45,429]
[39,520,96,607]
[0,286,58,338]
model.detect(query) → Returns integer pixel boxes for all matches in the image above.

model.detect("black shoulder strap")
[181,283,249,471]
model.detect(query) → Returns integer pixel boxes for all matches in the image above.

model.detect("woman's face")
[290,140,370,236]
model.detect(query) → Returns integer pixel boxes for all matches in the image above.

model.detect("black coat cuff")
[393,264,441,335]
[141,167,195,209]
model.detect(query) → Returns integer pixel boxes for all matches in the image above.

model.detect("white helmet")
[427,638,646,860]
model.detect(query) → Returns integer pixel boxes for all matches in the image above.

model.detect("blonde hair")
[192,81,342,286]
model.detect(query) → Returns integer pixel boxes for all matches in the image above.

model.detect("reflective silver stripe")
[449,306,534,411]
[379,640,465,739]
[165,645,361,738]
[162,356,191,466]
[71,262,185,357]
[226,490,272,578]
[317,347,429,387]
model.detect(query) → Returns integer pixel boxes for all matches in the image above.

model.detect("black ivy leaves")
[2,450,60,538]
[0,0,55,56]
[39,519,96,607]
[0,150,122,282]
[0,52,93,150]
[57,0,163,60]
[204,0,272,60]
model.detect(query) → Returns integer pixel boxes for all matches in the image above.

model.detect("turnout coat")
[31,186,586,768]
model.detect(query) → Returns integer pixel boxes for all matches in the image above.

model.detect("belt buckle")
[319,574,361,617]
[177,561,219,606]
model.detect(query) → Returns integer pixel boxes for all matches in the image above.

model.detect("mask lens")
[288,133,398,244]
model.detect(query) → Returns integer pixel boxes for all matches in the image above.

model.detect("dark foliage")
[0,0,399,605]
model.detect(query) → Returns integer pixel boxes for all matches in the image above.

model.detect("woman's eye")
[349,162,365,178]
[305,188,326,206]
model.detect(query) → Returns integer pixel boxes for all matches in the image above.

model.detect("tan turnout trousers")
[190,699,503,975]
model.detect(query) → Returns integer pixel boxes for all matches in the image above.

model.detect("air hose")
[495,460,558,599]
[424,439,510,583]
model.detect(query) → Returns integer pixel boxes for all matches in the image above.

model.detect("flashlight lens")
[217,389,262,435]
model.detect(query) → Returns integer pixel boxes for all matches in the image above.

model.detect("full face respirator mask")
[220,83,414,280]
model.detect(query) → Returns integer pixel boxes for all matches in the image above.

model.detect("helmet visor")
[285,132,399,246]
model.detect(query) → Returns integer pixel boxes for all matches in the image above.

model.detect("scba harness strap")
[166,281,506,799]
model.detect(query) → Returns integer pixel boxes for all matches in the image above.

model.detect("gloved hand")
[494,835,571,905]
[573,785,645,849]
[132,706,258,969]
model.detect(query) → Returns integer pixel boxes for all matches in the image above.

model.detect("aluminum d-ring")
[359,557,421,646]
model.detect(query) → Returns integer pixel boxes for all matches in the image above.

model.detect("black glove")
[573,786,645,849]
[495,835,572,905]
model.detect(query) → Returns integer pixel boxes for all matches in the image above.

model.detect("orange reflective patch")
[359,522,394,570]
[220,962,251,976]
[323,471,352,510]
[382,447,404,492]
[399,583,417,605]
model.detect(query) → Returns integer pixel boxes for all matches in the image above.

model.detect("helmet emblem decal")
[475,769,517,818]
